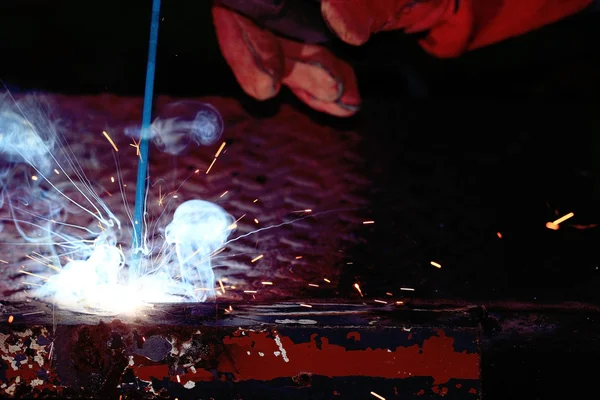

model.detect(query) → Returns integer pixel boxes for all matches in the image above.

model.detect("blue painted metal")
[132,0,161,252]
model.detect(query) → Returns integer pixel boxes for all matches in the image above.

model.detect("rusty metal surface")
[0,302,481,399]
[4,298,600,399]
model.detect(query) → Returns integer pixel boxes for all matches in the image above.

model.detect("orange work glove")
[213,0,593,117]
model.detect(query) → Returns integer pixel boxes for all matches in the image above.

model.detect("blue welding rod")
[132,0,161,251]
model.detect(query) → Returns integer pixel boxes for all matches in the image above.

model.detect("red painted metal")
[0,301,482,399]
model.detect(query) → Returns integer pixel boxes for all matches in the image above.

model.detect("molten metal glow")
[0,94,233,315]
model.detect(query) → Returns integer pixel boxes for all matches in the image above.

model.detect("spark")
[21,311,45,316]
[204,159,217,175]
[253,199,258,203]
[370,391,386,400]
[129,137,141,157]
[23,281,44,287]
[396,301,404,305]
[19,270,49,280]
[308,283,319,287]
[0,259,8,264]
[102,130,119,152]
[25,255,60,272]
[294,209,312,213]
[323,278,331,283]
[385,292,393,296]
[7,315,14,324]
[363,220,375,225]
[219,280,226,293]
[227,214,246,230]
[295,256,303,259]
[400,287,415,291]
[48,341,54,360]
[299,303,312,308]
[254,218,259,224]
[430,261,442,269]
[54,169,60,175]
[176,375,181,383]
[158,186,167,207]
[211,247,226,257]
[261,281,273,285]
[251,254,264,263]
[374,299,387,304]
[110,176,115,183]
[214,141,226,158]
[554,212,574,225]
[497,232,502,238]
[32,252,55,263]
[31,175,38,181]
[232,214,246,226]
[243,290,257,294]
[219,190,228,198]
[547,212,575,230]
[354,283,363,297]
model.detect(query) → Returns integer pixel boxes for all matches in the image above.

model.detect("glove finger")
[289,86,360,117]
[280,39,360,114]
[321,0,373,45]
[417,0,473,58]
[321,0,397,45]
[212,5,284,100]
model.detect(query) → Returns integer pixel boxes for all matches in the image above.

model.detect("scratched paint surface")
[0,326,59,397]
[0,321,480,399]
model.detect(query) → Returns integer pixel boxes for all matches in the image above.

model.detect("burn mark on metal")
[0,301,482,399]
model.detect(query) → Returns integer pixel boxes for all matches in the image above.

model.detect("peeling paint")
[274,333,290,362]
[220,329,479,385]
[183,380,195,389]
[274,319,318,324]
[33,354,45,367]
[0,326,59,397]
[2,355,19,371]
[0,318,480,398]
[5,383,16,396]
[30,378,44,387]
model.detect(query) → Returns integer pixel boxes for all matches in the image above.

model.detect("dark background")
[1,0,600,305]
[2,2,600,399]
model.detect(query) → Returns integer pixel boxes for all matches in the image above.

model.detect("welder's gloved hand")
[212,5,360,117]
[213,0,593,117]
[321,0,593,57]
